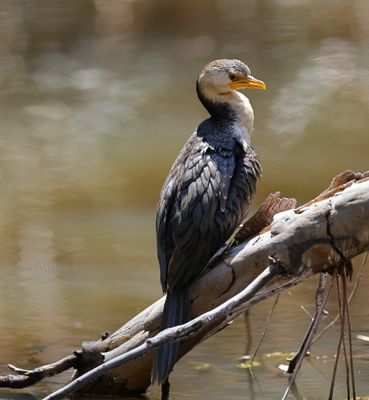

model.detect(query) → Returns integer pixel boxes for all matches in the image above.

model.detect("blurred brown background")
[0,1,368,399]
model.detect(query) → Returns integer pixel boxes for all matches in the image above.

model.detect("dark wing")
[220,143,262,235]
[157,132,256,293]
[156,133,211,292]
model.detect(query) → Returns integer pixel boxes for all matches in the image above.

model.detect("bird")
[152,59,266,385]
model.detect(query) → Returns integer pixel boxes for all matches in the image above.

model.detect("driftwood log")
[1,171,369,398]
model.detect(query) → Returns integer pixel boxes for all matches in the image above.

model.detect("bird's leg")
[161,378,170,400]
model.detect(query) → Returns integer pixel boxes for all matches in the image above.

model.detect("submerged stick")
[340,272,351,400]
[312,252,368,344]
[42,264,281,400]
[282,273,332,400]
[0,353,80,389]
[250,293,280,363]
[342,270,356,399]
[287,273,333,373]
[0,172,367,397]
[328,272,346,400]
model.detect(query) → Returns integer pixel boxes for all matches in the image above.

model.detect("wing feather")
[156,130,261,292]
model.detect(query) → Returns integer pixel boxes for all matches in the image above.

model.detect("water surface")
[0,1,368,399]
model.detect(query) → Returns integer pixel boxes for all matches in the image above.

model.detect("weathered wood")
[74,173,369,395]
[43,266,281,400]
[0,172,368,398]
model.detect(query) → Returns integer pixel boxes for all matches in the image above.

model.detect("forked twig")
[0,353,81,389]
[281,273,332,400]
[312,252,368,344]
[41,264,282,400]
[288,273,333,373]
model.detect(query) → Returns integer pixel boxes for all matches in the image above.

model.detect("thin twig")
[289,273,333,371]
[312,252,368,344]
[250,293,280,363]
[342,269,356,399]
[0,353,80,389]
[281,273,332,400]
[328,271,345,400]
[339,273,351,400]
[41,264,281,400]
[243,310,252,357]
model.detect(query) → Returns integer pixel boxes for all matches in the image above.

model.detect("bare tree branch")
[41,264,281,400]
[0,172,368,397]
[0,353,81,389]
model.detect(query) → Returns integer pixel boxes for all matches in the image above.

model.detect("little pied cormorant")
[152,59,266,385]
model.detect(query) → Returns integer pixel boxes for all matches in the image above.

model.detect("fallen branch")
[0,354,80,389]
[1,171,368,397]
[42,263,282,400]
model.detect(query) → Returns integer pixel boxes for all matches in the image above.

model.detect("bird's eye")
[229,73,237,81]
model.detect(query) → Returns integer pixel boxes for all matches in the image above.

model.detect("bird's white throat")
[199,80,255,145]
[231,91,254,145]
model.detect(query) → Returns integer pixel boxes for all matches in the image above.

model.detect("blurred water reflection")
[0,1,368,399]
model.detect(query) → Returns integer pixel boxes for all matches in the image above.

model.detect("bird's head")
[197,59,266,99]
[196,59,266,129]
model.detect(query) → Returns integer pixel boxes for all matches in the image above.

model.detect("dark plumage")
[152,59,265,385]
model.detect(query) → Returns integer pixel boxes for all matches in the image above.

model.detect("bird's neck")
[196,82,254,143]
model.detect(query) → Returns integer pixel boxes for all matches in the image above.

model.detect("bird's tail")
[151,286,189,384]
